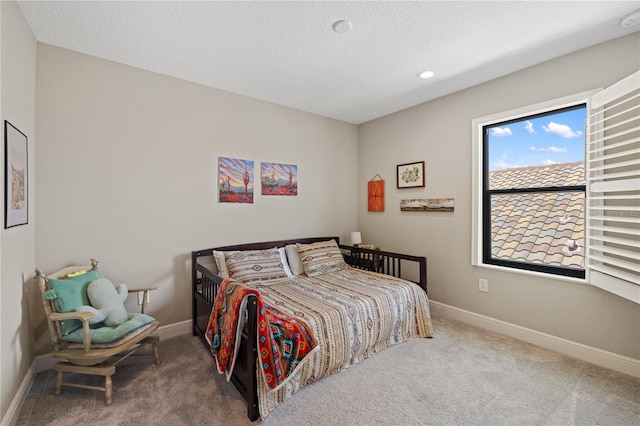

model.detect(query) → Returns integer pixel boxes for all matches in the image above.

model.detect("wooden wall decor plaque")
[368,175,384,212]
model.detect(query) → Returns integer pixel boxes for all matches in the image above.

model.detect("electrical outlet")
[479,279,489,293]
[137,292,150,305]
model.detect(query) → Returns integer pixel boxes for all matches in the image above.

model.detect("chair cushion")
[61,313,155,344]
[48,269,104,335]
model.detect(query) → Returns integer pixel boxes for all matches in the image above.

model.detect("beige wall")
[0,1,37,421]
[358,33,640,359]
[34,43,359,353]
[2,3,638,418]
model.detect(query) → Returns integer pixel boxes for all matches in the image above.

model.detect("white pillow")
[278,247,294,278]
[213,251,230,279]
[285,244,305,276]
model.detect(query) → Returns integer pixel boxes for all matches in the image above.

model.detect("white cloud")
[492,160,526,169]
[542,159,560,165]
[524,120,535,134]
[529,146,568,153]
[542,121,583,138]
[491,127,512,137]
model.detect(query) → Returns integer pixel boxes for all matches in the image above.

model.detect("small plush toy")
[76,278,128,326]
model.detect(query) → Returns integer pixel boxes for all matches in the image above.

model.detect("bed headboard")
[191,236,340,340]
[192,236,339,258]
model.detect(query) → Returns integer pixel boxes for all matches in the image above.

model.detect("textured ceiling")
[18,1,640,124]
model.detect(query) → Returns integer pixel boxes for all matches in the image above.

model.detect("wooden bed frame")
[191,236,427,421]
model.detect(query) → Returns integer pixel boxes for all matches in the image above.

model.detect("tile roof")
[490,161,585,190]
[489,162,585,270]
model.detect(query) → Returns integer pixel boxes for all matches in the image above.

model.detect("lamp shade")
[350,232,362,245]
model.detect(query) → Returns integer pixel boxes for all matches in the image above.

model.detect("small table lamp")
[350,232,362,246]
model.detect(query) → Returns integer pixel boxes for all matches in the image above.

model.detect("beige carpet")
[16,316,640,425]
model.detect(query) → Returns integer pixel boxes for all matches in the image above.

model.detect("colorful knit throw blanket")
[205,279,318,391]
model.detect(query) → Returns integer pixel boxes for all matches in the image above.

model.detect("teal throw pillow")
[48,269,104,335]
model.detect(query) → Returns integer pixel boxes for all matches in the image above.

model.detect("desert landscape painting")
[218,157,254,204]
[261,162,297,196]
[400,198,454,212]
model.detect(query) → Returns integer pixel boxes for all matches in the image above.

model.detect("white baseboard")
[1,359,35,426]
[429,300,640,378]
[33,353,58,375]
[2,320,193,426]
[156,319,192,341]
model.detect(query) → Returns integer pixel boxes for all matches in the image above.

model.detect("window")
[472,91,596,280]
[473,76,640,303]
[484,105,587,278]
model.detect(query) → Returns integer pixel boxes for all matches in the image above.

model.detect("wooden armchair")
[35,259,160,405]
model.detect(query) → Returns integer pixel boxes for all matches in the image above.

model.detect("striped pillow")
[224,248,288,283]
[297,239,347,277]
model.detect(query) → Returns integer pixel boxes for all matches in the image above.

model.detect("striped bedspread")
[247,267,434,418]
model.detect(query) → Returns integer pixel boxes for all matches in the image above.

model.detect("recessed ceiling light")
[620,9,640,28]
[417,70,435,79]
[332,20,352,33]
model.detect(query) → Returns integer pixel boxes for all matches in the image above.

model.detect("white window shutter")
[586,71,640,304]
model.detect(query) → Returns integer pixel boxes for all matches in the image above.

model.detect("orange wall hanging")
[368,174,384,212]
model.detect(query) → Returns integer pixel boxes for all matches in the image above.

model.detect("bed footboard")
[191,253,260,421]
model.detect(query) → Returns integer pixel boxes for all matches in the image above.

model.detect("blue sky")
[487,106,586,171]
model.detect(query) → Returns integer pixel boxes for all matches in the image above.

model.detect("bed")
[191,236,433,420]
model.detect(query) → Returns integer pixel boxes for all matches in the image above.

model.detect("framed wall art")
[400,198,454,212]
[397,161,425,189]
[368,174,384,212]
[4,121,28,228]
[261,162,297,196]
[218,157,254,204]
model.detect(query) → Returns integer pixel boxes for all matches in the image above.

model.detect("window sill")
[472,262,588,285]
